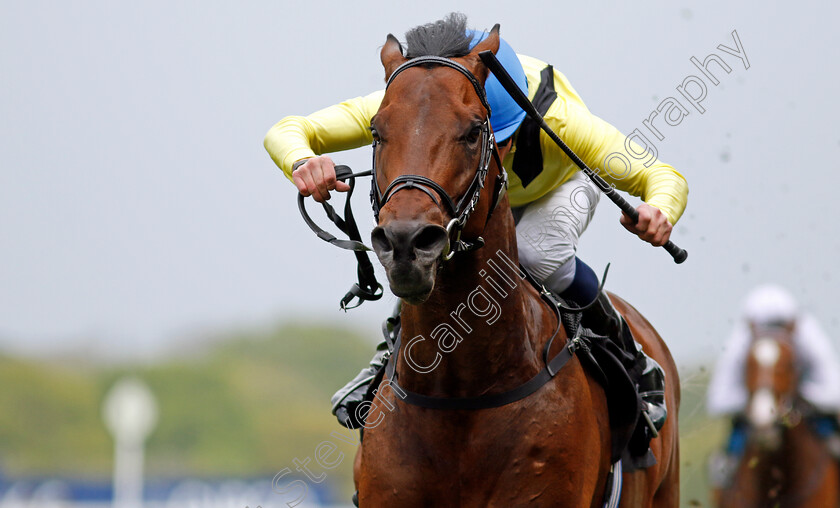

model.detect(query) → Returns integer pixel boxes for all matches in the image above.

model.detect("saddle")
[555,301,657,471]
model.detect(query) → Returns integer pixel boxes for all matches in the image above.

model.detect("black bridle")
[297,55,508,309]
[371,55,508,260]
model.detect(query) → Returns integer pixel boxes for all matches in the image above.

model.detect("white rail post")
[102,377,159,508]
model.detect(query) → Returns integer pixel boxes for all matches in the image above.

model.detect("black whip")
[479,51,687,264]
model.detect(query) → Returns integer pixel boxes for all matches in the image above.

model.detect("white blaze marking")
[752,338,781,367]
[749,388,777,427]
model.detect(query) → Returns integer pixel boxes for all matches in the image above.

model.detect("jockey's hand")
[620,203,672,247]
[291,156,351,202]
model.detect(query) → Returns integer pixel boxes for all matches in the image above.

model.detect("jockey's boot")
[330,302,400,429]
[330,340,390,429]
[581,290,667,432]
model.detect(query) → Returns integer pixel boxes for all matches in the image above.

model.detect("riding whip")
[478,51,688,264]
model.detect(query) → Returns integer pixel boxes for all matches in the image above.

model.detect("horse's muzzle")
[371,220,448,303]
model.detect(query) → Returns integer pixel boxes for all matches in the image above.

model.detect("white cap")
[742,284,798,324]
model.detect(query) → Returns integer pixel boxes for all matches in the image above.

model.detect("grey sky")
[2,1,839,368]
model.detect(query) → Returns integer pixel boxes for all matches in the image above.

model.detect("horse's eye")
[370,127,381,141]
[465,125,482,144]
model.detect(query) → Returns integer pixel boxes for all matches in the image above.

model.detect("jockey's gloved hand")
[292,155,351,203]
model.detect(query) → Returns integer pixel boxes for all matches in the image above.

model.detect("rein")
[297,165,383,310]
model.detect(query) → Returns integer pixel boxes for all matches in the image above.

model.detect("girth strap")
[386,332,575,410]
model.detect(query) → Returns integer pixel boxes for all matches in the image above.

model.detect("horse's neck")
[397,205,553,396]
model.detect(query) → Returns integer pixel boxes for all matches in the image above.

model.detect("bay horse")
[354,26,680,507]
[716,324,839,508]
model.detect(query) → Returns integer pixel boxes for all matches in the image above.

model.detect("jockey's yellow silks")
[265,55,688,225]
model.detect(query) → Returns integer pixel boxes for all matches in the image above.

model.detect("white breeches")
[513,171,600,292]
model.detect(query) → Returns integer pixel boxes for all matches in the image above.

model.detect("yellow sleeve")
[263,90,385,181]
[542,100,689,225]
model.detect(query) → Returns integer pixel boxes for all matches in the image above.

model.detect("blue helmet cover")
[467,30,528,142]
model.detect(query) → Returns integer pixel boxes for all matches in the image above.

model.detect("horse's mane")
[404,12,473,58]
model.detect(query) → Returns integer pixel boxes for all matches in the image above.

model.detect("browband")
[386,55,492,115]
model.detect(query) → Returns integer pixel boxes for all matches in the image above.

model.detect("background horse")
[354,27,680,507]
[716,324,839,507]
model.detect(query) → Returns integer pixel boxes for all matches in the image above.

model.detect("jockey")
[264,14,688,433]
[707,284,840,480]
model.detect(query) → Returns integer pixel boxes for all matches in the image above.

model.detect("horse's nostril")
[371,227,392,253]
[371,222,448,263]
[413,225,448,253]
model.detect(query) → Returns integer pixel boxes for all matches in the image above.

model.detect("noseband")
[370,55,507,260]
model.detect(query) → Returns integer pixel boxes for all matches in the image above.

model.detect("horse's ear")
[464,24,500,83]
[380,34,407,82]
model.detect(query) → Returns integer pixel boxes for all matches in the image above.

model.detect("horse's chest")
[359,385,605,506]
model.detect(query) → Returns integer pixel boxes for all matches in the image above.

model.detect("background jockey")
[264,14,688,433]
[706,284,840,483]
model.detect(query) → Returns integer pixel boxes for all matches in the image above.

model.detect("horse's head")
[369,27,503,304]
[744,322,798,449]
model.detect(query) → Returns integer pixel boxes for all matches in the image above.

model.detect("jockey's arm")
[542,100,689,246]
[706,321,752,416]
[264,90,384,201]
[795,313,840,413]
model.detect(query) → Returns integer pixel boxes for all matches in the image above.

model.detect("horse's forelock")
[404,12,472,59]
